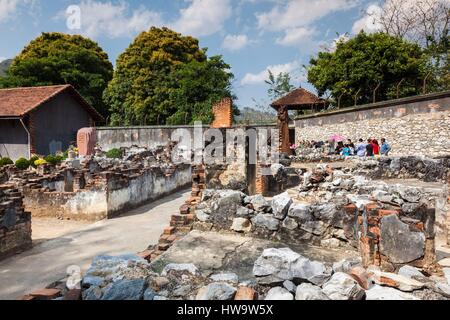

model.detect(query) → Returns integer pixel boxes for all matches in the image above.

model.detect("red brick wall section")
[211,98,233,129]
[255,163,269,196]
[77,127,97,157]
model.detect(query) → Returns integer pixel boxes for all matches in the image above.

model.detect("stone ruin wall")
[0,185,32,260]
[295,92,450,158]
[192,186,437,273]
[1,159,191,221]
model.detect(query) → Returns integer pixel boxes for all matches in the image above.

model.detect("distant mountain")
[0,59,12,77]
[236,107,277,125]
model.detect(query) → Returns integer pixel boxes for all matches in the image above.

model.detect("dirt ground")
[32,218,91,244]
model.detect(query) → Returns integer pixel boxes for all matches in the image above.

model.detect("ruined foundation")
[0,185,32,260]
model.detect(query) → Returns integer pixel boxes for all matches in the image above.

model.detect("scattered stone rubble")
[189,156,450,276]
[27,245,450,300]
[292,154,450,183]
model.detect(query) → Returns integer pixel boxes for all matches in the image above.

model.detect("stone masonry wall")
[295,92,450,157]
[0,185,32,260]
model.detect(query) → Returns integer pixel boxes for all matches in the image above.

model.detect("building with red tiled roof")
[0,85,104,160]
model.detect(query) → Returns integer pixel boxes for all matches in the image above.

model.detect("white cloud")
[171,0,232,37]
[222,34,250,51]
[64,0,163,39]
[329,33,350,51]
[0,0,19,22]
[256,0,359,31]
[0,57,6,62]
[276,27,317,46]
[351,3,383,34]
[241,61,302,85]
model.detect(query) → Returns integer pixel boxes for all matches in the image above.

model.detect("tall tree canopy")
[265,70,296,101]
[166,56,235,125]
[307,32,427,107]
[104,27,234,126]
[0,33,113,117]
[369,0,449,92]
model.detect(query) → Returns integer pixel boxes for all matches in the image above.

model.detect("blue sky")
[0,0,380,108]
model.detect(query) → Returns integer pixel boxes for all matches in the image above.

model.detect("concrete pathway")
[0,189,190,300]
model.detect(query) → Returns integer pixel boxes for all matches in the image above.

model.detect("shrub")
[55,155,66,162]
[0,157,14,167]
[15,158,30,170]
[29,156,39,168]
[44,155,58,165]
[106,148,122,159]
[34,159,48,167]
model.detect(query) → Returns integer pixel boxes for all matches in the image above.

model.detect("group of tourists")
[333,138,391,157]
[293,137,392,158]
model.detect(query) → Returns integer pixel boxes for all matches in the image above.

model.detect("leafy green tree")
[265,70,296,101]
[307,32,427,107]
[0,33,113,117]
[166,56,235,125]
[104,27,233,126]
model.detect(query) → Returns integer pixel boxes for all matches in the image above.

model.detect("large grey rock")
[291,257,332,286]
[101,279,146,300]
[322,272,365,300]
[196,209,211,222]
[395,185,421,203]
[236,206,253,217]
[245,194,270,212]
[253,248,299,284]
[265,287,294,300]
[83,286,103,300]
[380,214,425,264]
[369,269,425,292]
[320,238,340,249]
[231,218,252,232]
[332,259,361,273]
[365,285,420,300]
[253,248,331,286]
[196,283,237,300]
[251,214,280,231]
[143,288,157,300]
[295,283,330,300]
[435,282,450,297]
[312,203,338,223]
[288,203,313,222]
[271,192,293,220]
[398,265,424,279]
[282,217,298,230]
[299,220,327,236]
[210,273,239,284]
[84,254,152,286]
[162,263,199,276]
[283,280,297,293]
[216,190,245,212]
[83,275,105,288]
[443,268,450,285]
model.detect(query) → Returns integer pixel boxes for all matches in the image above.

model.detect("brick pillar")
[211,98,233,129]
[255,163,269,196]
[77,128,97,157]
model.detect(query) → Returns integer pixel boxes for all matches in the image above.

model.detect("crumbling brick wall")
[0,185,32,260]
[344,203,435,272]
